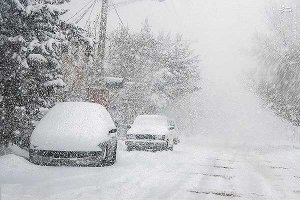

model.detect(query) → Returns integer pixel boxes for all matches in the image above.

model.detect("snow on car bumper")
[125,140,167,150]
[29,149,106,166]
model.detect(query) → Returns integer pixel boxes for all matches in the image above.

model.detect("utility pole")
[98,0,109,74]
[87,0,109,105]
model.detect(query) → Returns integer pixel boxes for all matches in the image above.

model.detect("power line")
[74,0,98,24]
[84,0,99,29]
[108,0,140,8]
[66,0,95,22]
[112,1,124,26]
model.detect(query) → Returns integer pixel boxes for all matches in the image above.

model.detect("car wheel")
[166,140,173,151]
[29,150,39,165]
[29,150,33,162]
[106,147,117,166]
[103,144,117,166]
[127,146,133,151]
[174,138,179,145]
[168,145,173,151]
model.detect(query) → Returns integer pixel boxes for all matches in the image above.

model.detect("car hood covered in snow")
[127,115,169,135]
[127,126,168,135]
[30,102,115,151]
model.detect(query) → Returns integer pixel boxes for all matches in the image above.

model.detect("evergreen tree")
[106,22,200,129]
[0,0,92,147]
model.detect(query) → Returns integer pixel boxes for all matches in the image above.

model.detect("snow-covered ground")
[1,133,300,200]
[2,0,300,199]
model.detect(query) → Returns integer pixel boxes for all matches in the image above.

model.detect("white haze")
[107,0,268,82]
[63,0,268,81]
[62,0,295,144]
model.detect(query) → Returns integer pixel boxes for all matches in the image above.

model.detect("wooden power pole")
[87,0,109,105]
[98,0,109,72]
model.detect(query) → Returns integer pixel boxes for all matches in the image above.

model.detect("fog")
[63,0,269,83]
[108,0,268,84]
[61,0,292,141]
[104,0,291,142]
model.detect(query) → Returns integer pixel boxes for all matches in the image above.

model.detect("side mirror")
[108,129,117,138]
[109,129,117,134]
[127,124,131,129]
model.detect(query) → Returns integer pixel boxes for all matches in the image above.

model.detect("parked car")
[125,115,179,151]
[29,102,117,167]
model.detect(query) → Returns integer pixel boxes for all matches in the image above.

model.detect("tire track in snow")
[182,147,240,200]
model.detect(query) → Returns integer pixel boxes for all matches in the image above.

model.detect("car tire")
[103,144,117,166]
[166,140,174,151]
[127,146,133,152]
[106,148,117,166]
[96,143,117,167]
[174,138,180,145]
[29,150,33,162]
[29,150,40,165]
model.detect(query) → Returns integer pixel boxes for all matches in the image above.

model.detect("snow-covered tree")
[253,1,300,125]
[0,0,92,147]
[105,22,200,130]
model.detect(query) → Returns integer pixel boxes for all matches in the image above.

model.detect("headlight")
[126,134,136,139]
[155,135,165,140]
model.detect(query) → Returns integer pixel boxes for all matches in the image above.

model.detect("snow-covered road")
[1,135,300,200]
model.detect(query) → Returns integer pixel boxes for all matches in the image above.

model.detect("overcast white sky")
[62,0,270,86]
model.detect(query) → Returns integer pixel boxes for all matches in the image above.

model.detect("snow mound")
[10,145,29,159]
[0,154,34,175]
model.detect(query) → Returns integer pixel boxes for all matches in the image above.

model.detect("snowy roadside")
[9,145,29,160]
[1,135,300,200]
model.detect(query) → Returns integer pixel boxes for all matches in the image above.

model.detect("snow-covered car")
[29,102,118,167]
[125,115,179,151]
